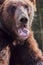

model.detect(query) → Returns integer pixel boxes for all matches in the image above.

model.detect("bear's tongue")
[18,27,30,40]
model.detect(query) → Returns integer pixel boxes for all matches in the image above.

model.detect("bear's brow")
[11,2,28,7]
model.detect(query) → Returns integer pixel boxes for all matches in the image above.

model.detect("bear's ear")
[30,0,35,4]
[30,0,36,11]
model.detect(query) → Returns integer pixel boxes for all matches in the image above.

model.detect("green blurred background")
[0,0,43,51]
[32,0,43,51]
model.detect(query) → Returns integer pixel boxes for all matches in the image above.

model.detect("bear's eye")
[7,6,16,14]
[11,6,16,13]
[24,5,28,9]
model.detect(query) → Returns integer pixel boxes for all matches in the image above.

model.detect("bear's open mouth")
[17,26,30,40]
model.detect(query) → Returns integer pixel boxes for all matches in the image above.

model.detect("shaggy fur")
[0,0,43,65]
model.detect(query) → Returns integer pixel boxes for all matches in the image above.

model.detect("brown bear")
[0,0,43,65]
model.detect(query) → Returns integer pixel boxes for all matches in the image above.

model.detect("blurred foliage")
[32,0,43,51]
[34,32,42,49]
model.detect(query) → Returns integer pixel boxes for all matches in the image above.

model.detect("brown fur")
[27,32,43,60]
[0,0,43,65]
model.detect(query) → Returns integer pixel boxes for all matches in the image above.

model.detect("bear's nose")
[20,17,28,23]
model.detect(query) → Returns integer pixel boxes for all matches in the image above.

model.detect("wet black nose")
[20,17,28,23]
